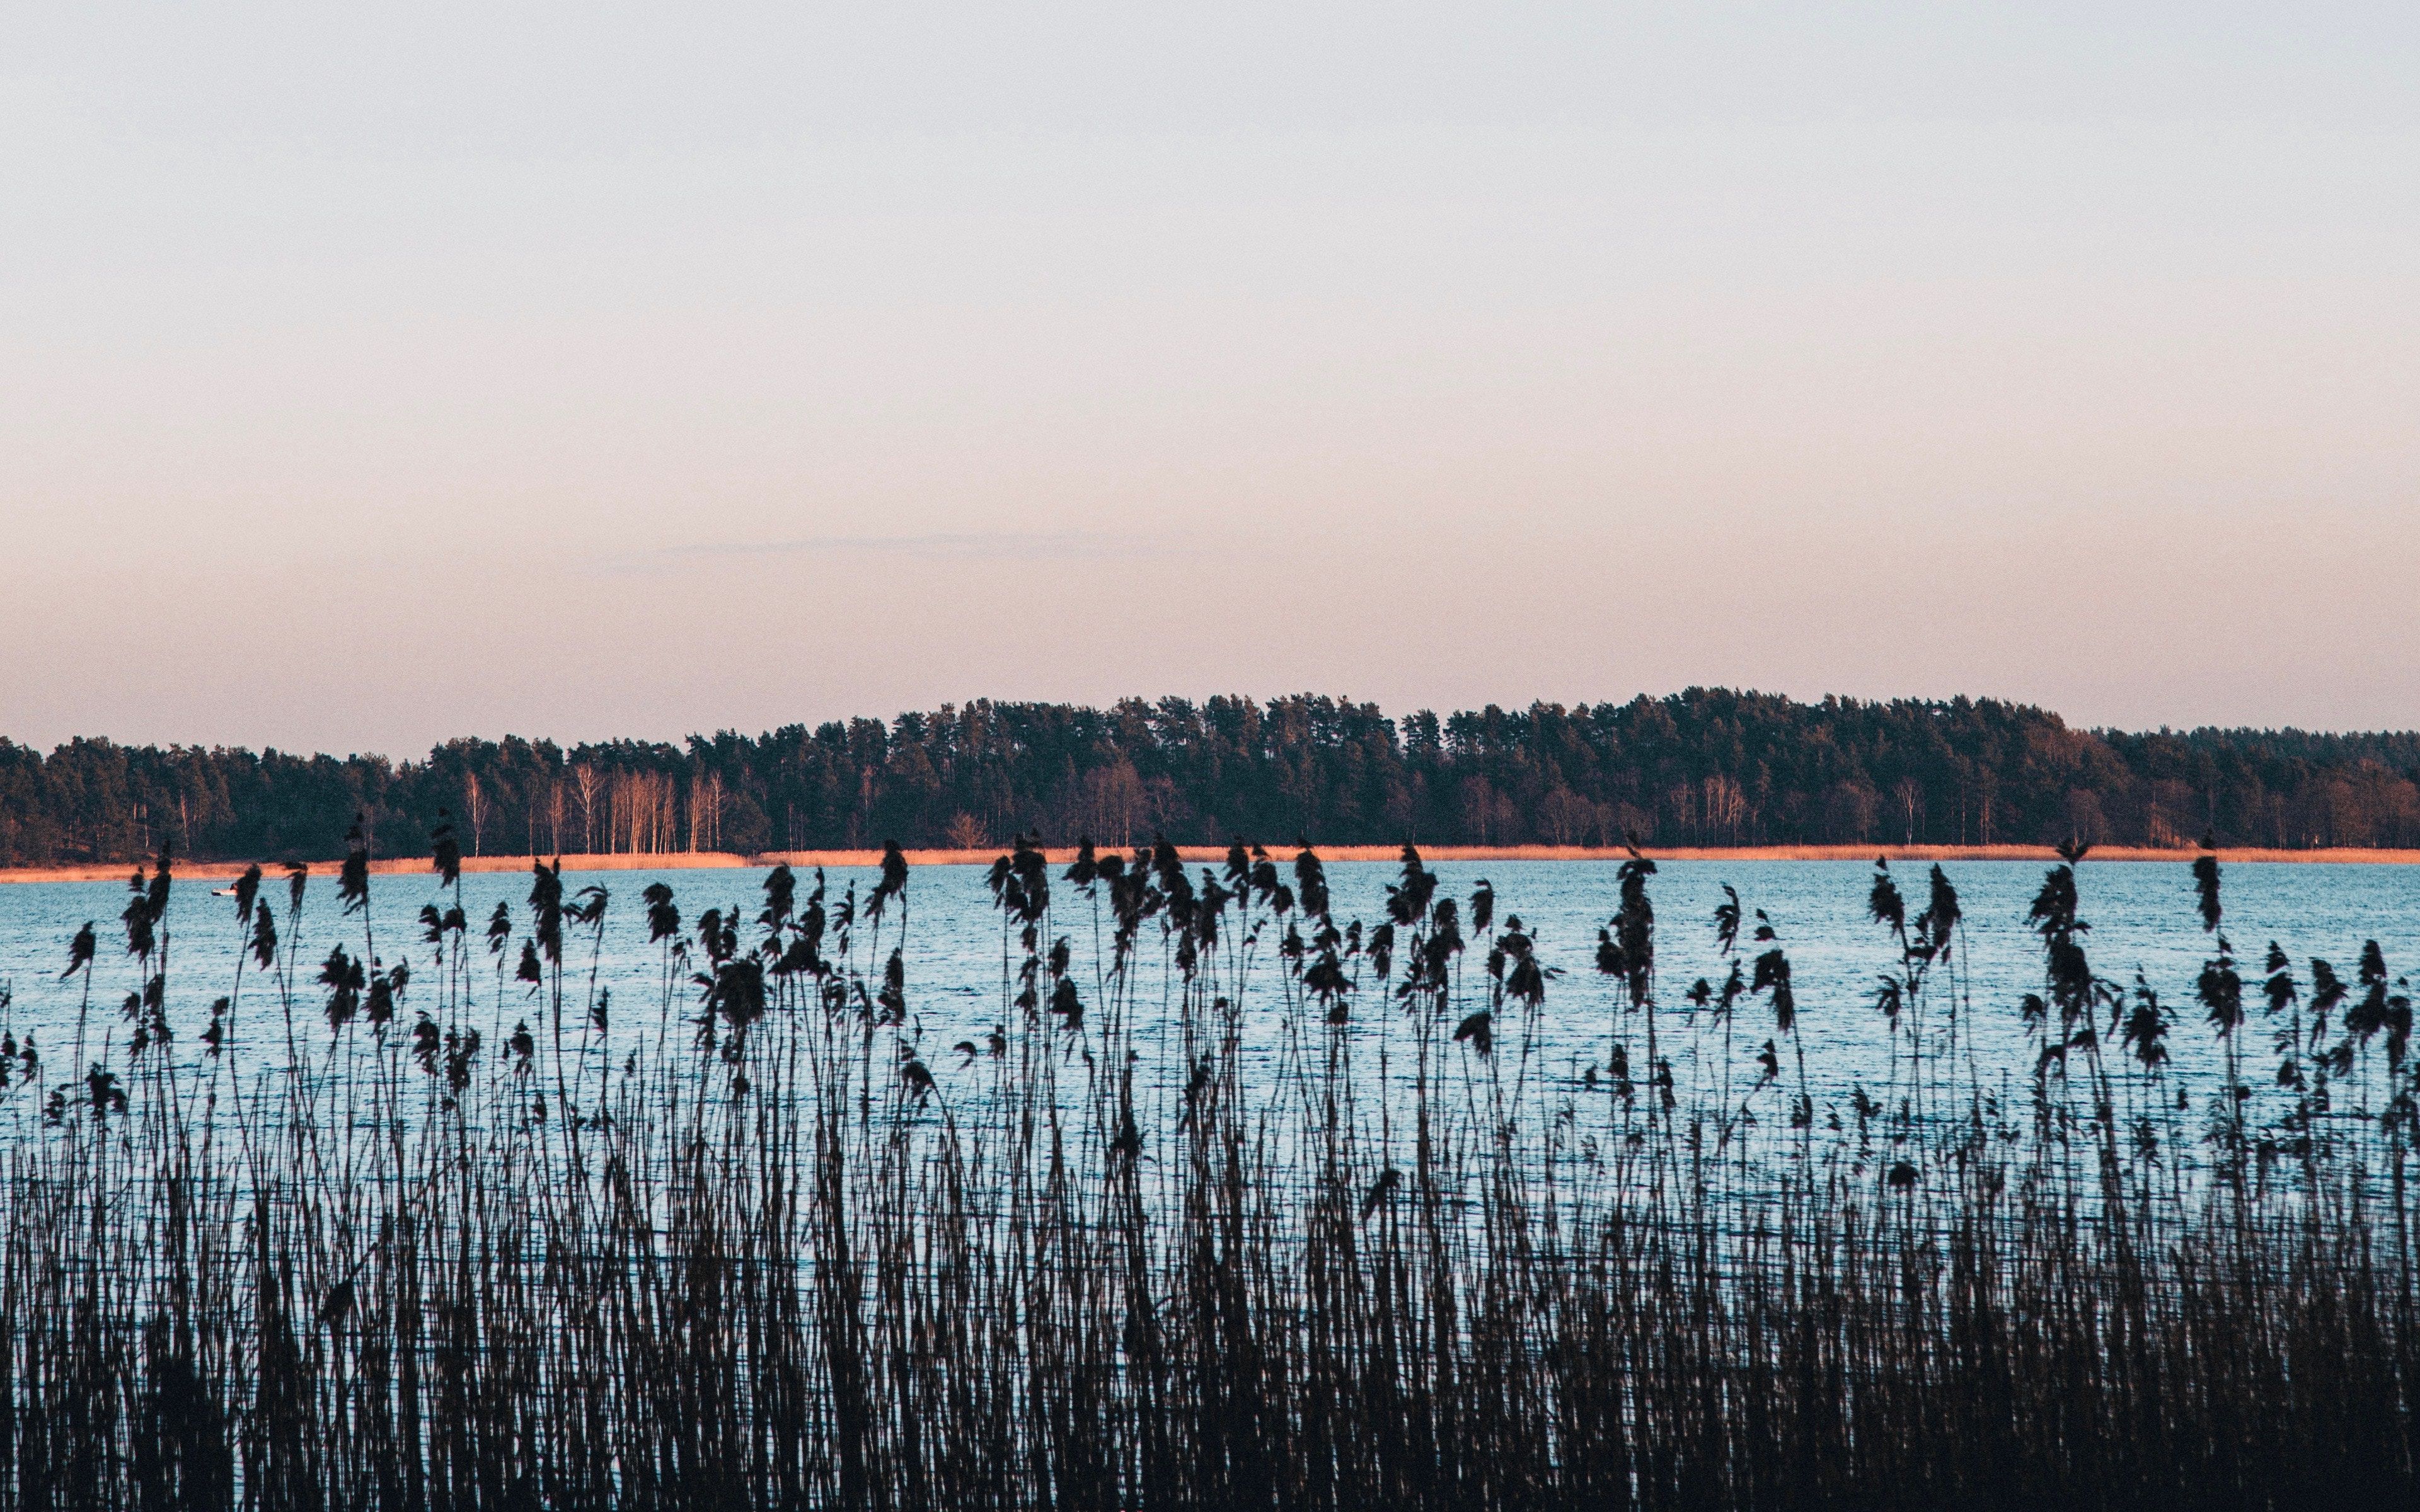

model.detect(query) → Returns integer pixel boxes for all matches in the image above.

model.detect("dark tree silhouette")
[3,691,2417,864]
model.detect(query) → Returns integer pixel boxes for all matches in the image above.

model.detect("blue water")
[2,858,2412,1150]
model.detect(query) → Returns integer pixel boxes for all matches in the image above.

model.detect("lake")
[3,854,2412,1158]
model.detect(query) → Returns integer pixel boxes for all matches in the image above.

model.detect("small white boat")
[211,886,242,898]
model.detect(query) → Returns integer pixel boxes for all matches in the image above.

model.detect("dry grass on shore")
[6,840,2418,886]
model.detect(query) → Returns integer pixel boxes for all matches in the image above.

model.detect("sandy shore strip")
[4,842,2417,885]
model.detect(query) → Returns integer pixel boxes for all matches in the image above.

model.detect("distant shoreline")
[4,842,2417,886]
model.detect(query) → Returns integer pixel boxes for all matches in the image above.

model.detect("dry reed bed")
[0,830,2411,1509]
[11,840,2420,887]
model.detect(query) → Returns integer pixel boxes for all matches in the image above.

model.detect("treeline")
[3,689,2418,866]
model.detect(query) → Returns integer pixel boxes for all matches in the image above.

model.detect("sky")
[3,4,2416,757]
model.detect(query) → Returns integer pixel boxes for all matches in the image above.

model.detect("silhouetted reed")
[0,837,2409,1508]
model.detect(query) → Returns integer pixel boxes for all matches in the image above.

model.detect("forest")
[3,689,2417,866]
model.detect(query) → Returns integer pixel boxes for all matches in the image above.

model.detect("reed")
[0,835,2409,1508]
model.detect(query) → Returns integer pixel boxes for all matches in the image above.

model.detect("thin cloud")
[602,529,1198,572]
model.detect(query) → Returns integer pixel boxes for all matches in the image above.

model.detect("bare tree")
[464,772,486,857]
[573,764,602,853]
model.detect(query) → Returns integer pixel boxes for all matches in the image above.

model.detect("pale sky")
[4,4,2416,756]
